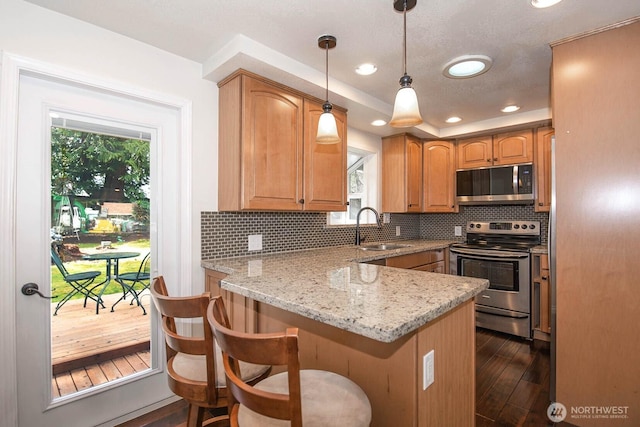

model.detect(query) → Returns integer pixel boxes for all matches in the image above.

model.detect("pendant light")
[316,35,341,144]
[390,0,423,128]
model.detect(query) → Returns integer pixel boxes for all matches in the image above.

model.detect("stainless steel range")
[450,221,541,339]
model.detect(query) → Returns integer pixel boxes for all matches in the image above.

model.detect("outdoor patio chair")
[51,247,103,316]
[112,251,151,314]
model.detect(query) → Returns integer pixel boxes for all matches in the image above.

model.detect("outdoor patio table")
[82,251,140,314]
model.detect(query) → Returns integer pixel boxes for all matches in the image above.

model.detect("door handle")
[21,283,54,299]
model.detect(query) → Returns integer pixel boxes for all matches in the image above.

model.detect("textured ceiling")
[25,0,640,138]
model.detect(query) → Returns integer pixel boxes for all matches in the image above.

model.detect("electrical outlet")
[248,234,262,251]
[396,226,401,236]
[423,350,435,390]
[383,213,391,224]
[454,226,462,237]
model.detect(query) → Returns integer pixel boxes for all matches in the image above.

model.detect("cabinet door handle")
[493,157,498,161]
[539,202,543,206]
[541,276,548,280]
[486,159,491,162]
[298,199,304,204]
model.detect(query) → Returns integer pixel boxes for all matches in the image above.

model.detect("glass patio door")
[15,73,174,426]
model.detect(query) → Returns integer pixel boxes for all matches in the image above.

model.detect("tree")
[50,127,150,203]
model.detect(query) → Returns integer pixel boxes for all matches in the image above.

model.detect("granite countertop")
[201,240,489,343]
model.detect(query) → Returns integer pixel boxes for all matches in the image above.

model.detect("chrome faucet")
[355,207,382,245]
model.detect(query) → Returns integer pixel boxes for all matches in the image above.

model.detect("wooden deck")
[51,291,152,398]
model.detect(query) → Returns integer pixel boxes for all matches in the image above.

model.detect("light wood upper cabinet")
[382,134,422,213]
[423,140,458,213]
[493,129,534,166]
[303,100,347,211]
[457,130,533,169]
[534,127,554,212]
[456,136,493,169]
[218,70,347,211]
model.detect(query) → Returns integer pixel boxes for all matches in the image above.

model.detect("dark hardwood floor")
[121,328,559,427]
[475,328,556,426]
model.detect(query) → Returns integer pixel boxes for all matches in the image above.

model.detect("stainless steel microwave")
[456,163,534,205]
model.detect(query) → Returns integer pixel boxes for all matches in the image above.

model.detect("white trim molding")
[0,51,193,426]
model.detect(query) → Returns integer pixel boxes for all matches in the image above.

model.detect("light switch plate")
[454,226,462,237]
[423,349,435,390]
[396,226,401,236]
[248,234,262,251]
[383,213,391,224]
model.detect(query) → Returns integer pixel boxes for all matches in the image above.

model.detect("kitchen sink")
[358,243,411,251]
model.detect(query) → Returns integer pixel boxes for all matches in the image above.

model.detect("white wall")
[0,0,218,288]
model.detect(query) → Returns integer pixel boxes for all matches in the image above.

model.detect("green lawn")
[51,239,150,301]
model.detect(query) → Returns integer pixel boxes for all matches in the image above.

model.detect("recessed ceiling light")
[501,105,521,113]
[531,0,562,8]
[355,63,377,76]
[445,116,462,123]
[371,119,387,126]
[443,55,492,79]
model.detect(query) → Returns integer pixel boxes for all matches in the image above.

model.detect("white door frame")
[0,51,193,426]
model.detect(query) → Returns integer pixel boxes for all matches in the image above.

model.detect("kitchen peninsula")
[202,240,489,426]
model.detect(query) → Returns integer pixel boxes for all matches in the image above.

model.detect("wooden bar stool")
[206,296,372,427]
[150,277,271,427]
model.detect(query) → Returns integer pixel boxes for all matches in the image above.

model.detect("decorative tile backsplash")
[421,205,549,243]
[201,211,419,259]
[201,205,548,260]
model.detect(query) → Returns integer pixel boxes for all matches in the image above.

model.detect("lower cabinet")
[204,255,473,426]
[205,269,257,333]
[385,248,448,274]
[531,253,551,341]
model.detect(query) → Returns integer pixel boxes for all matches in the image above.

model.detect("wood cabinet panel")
[457,130,533,169]
[423,140,457,213]
[385,249,445,269]
[414,261,446,273]
[553,22,640,420]
[382,134,422,213]
[531,254,550,341]
[205,269,256,333]
[258,297,475,427]
[242,76,303,210]
[534,127,554,212]
[456,136,493,169]
[385,248,449,274]
[492,130,534,165]
[302,100,347,211]
[218,70,346,212]
[417,300,475,427]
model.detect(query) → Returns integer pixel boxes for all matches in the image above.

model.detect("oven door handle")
[450,247,530,259]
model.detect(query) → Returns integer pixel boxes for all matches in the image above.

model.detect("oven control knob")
[469,223,475,228]
[522,224,528,229]
[530,224,536,229]
[514,224,520,229]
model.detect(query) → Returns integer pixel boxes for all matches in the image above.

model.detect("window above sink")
[328,146,379,227]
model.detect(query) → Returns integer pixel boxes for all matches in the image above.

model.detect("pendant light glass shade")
[390,75,422,127]
[316,35,341,144]
[317,102,341,143]
[390,0,423,128]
